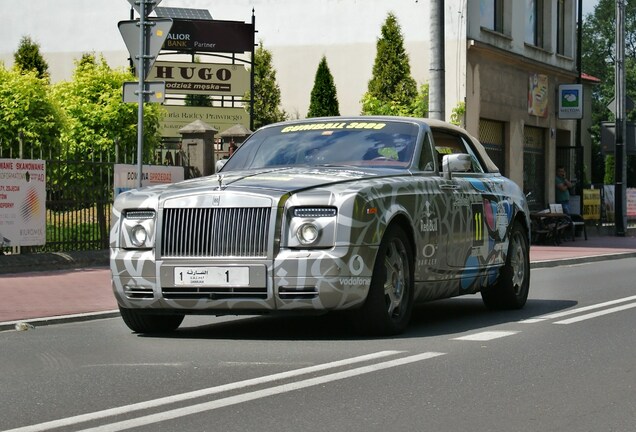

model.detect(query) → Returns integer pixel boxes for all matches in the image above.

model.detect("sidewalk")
[2,232,636,331]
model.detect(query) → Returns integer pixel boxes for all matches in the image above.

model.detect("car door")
[432,130,508,276]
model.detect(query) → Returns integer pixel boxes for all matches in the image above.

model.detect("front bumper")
[110,245,378,314]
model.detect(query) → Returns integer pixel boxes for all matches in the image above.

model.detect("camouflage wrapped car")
[110,117,531,335]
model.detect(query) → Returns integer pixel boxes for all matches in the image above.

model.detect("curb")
[0,310,120,332]
[0,250,109,275]
[530,251,636,269]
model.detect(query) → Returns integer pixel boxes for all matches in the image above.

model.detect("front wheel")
[352,225,414,336]
[119,307,184,334]
[481,221,530,309]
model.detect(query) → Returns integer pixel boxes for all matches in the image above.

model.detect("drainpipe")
[429,0,445,120]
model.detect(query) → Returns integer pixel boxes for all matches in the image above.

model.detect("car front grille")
[161,207,271,258]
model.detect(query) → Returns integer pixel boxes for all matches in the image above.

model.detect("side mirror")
[442,153,472,179]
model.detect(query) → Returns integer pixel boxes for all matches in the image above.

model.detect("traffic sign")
[122,81,166,103]
[607,96,635,116]
[118,18,173,79]
[127,0,163,17]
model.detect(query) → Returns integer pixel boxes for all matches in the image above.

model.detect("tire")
[119,306,184,334]
[353,225,414,336]
[481,220,530,309]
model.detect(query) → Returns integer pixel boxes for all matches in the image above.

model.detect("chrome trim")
[162,287,267,300]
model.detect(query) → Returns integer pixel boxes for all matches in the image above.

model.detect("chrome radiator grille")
[161,207,271,258]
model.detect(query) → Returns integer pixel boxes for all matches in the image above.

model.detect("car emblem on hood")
[216,174,226,190]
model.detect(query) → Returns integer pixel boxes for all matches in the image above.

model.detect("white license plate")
[174,267,250,287]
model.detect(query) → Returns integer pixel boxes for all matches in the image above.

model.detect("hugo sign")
[149,61,249,96]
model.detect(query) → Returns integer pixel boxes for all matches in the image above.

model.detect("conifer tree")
[245,42,286,129]
[307,56,340,118]
[13,36,49,79]
[361,12,421,116]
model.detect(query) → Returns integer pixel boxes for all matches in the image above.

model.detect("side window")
[418,133,435,171]
[432,130,485,173]
[459,136,485,173]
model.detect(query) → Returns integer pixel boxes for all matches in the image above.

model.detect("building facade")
[461,0,593,210]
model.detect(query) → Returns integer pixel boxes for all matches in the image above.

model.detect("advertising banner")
[582,189,601,221]
[603,185,636,221]
[0,159,46,246]
[627,189,636,219]
[528,73,549,118]
[149,61,249,96]
[114,164,184,197]
[164,19,254,53]
[558,84,583,120]
[160,106,250,138]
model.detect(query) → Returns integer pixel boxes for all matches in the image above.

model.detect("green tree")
[13,36,49,80]
[361,13,419,116]
[581,0,636,185]
[307,56,340,117]
[51,54,164,244]
[51,53,162,163]
[0,65,63,156]
[244,42,286,129]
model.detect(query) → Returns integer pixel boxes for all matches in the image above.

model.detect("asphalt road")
[1,258,635,432]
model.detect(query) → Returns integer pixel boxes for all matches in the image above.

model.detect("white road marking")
[554,302,636,324]
[4,350,405,432]
[541,294,636,320]
[517,295,636,325]
[452,331,519,341]
[518,318,546,324]
[77,352,446,432]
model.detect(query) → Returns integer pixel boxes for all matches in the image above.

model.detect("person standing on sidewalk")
[555,165,574,214]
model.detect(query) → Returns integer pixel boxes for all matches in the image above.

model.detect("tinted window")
[222,121,419,171]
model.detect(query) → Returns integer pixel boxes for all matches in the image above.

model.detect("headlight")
[286,206,337,249]
[120,209,155,249]
[130,225,148,247]
[297,223,319,245]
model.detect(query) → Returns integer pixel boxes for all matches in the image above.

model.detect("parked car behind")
[110,116,531,335]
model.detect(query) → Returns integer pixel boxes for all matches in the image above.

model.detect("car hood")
[217,166,385,191]
[114,166,400,208]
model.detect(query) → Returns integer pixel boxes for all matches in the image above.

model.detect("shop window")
[479,119,506,174]
[523,126,546,210]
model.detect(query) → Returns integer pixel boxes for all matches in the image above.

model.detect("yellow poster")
[582,188,601,221]
[528,73,549,118]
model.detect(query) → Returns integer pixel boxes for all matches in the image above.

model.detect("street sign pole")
[121,0,170,188]
[136,0,147,189]
[615,0,627,236]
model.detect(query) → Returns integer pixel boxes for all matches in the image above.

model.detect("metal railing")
[0,143,136,255]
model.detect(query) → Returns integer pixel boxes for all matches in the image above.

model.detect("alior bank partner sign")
[0,159,46,247]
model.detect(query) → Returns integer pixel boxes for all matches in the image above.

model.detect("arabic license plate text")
[174,267,250,286]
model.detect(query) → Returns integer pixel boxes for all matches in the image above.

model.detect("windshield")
[222,120,419,171]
